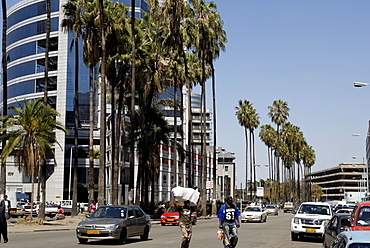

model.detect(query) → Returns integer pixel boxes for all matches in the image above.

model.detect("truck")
[8,192,29,218]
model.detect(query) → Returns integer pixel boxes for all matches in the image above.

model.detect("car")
[76,205,151,244]
[283,202,294,213]
[330,231,370,248]
[350,201,370,231]
[23,204,39,216]
[322,213,351,248]
[160,206,197,226]
[45,204,59,218]
[291,202,333,241]
[336,208,353,214]
[10,202,27,218]
[265,205,278,215]
[240,205,267,223]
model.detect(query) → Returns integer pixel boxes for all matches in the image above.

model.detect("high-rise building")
[2,0,149,203]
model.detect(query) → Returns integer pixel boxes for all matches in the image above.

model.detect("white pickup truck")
[291,202,333,240]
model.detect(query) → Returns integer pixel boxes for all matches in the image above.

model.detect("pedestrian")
[0,195,10,243]
[89,200,97,213]
[56,205,65,220]
[218,196,241,248]
[173,195,201,248]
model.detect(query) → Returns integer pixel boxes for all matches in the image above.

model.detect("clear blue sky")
[4,0,370,187]
[192,0,370,186]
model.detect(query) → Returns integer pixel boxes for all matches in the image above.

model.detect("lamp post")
[69,146,75,201]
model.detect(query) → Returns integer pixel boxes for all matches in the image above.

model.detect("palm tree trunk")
[72,36,79,217]
[98,0,107,207]
[129,0,136,205]
[88,65,95,204]
[211,65,217,215]
[111,68,118,205]
[173,85,178,188]
[244,127,249,200]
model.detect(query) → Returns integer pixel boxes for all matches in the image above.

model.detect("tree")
[0,99,67,217]
[268,100,289,201]
[62,0,85,216]
[0,0,7,197]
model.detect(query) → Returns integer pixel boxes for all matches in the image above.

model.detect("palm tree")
[0,99,67,216]
[0,0,7,197]
[259,124,277,180]
[268,100,289,201]
[61,0,85,216]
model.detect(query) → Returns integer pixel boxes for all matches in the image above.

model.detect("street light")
[354,82,369,87]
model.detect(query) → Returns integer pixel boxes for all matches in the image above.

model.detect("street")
[6,212,323,248]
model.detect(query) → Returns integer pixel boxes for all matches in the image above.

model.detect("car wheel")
[264,216,267,222]
[117,228,127,245]
[161,223,165,226]
[192,218,197,225]
[140,226,150,241]
[291,232,299,241]
[260,217,263,223]
[78,238,88,244]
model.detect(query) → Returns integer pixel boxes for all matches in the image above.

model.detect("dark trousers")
[0,222,8,242]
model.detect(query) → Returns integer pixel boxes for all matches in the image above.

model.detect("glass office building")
[2,0,148,203]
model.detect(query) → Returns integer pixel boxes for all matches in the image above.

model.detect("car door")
[127,206,138,236]
[134,206,147,234]
[325,215,338,248]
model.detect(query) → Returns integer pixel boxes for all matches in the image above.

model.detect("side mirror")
[129,215,135,219]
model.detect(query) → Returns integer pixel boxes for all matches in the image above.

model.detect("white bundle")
[172,186,200,204]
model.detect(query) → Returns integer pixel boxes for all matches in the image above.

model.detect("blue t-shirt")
[218,204,240,224]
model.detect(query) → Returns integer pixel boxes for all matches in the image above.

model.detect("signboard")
[256,187,264,197]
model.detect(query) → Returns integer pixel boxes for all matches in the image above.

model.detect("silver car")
[76,205,151,244]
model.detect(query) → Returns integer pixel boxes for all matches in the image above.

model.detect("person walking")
[0,195,11,243]
[218,196,241,248]
[173,195,201,248]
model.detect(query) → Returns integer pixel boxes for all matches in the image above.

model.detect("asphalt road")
[5,212,323,248]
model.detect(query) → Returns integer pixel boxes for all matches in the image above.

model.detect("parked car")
[240,206,267,223]
[76,205,151,244]
[160,206,197,226]
[291,202,333,241]
[45,204,59,218]
[350,201,370,231]
[330,231,370,248]
[10,202,26,218]
[265,205,278,215]
[322,213,351,248]
[23,204,39,216]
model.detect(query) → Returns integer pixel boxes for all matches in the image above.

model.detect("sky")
[4,0,370,187]
[192,0,370,186]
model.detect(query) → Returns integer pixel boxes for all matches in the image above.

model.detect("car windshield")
[298,204,330,215]
[91,206,127,218]
[348,244,370,248]
[356,206,370,226]
[245,207,261,212]
[266,205,275,209]
[166,207,179,213]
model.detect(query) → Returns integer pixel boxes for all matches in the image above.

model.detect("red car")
[350,201,370,231]
[160,206,197,226]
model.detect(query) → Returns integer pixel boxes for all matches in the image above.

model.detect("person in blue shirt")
[218,196,240,248]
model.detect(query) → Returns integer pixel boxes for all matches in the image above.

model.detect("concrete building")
[305,162,368,202]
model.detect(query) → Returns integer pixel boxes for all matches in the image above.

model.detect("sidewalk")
[7,214,163,233]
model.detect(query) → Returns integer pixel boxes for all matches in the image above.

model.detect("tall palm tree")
[259,124,277,180]
[61,0,85,216]
[236,100,259,199]
[98,0,107,207]
[268,99,289,201]
[0,99,67,214]
[0,0,7,197]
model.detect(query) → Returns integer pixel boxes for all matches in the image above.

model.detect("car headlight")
[107,224,119,230]
[293,217,300,224]
[77,224,84,228]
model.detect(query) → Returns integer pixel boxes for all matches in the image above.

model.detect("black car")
[322,213,351,248]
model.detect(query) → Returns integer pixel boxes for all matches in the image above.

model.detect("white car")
[291,202,333,241]
[241,206,267,223]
